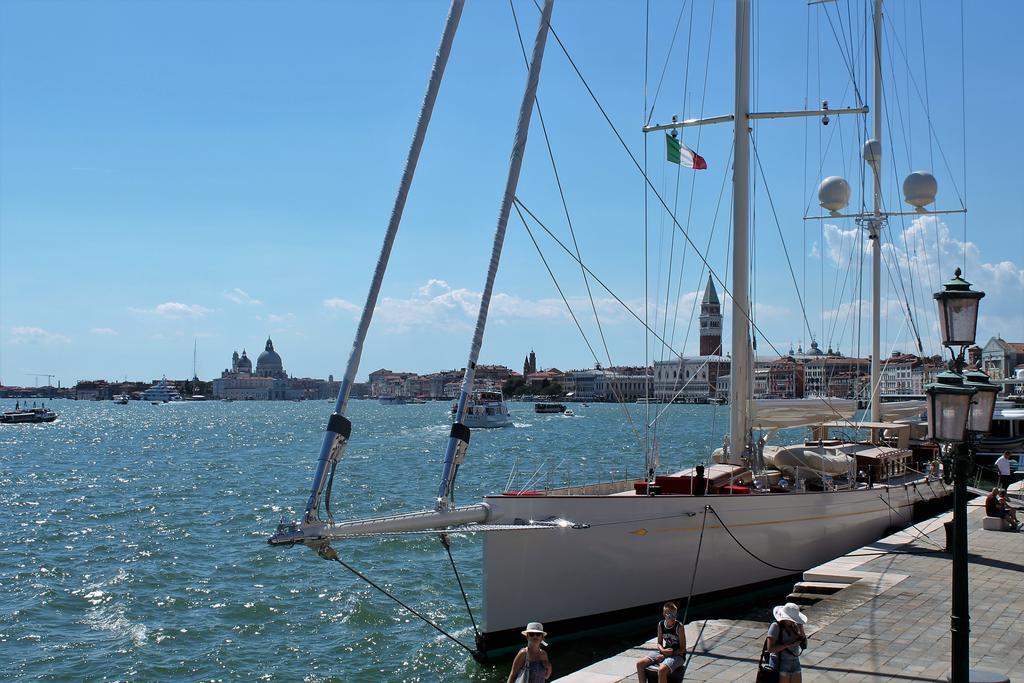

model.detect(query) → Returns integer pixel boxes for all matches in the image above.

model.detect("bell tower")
[699,275,723,356]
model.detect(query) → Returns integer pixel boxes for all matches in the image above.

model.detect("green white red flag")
[666,133,707,169]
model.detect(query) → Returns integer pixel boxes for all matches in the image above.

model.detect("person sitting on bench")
[985,487,1019,530]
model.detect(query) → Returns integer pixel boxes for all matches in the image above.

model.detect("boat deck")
[554,499,1024,681]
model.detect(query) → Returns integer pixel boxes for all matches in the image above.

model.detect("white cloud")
[223,288,261,305]
[268,313,295,323]
[10,326,71,345]
[323,297,360,314]
[131,302,212,318]
[368,279,657,334]
[90,327,118,336]
[815,215,1024,350]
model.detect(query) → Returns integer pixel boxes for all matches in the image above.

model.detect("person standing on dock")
[766,602,808,682]
[635,602,686,683]
[507,622,551,683]
[995,451,1013,490]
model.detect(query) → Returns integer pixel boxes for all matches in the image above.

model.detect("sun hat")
[522,622,548,645]
[772,602,808,625]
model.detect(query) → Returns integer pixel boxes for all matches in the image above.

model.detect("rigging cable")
[959,0,968,270]
[529,7,858,427]
[441,534,481,641]
[749,136,817,343]
[512,200,644,453]
[322,548,477,657]
[644,0,653,458]
[506,0,645,458]
[645,0,691,126]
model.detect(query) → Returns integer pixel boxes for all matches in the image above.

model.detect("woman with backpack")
[765,602,808,682]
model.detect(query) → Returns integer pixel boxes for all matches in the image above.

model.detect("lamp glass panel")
[928,391,971,442]
[941,297,980,346]
[967,390,997,433]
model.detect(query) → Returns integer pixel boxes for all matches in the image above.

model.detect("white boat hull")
[478,478,948,649]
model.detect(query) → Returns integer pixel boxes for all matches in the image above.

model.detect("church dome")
[237,350,253,371]
[256,338,284,376]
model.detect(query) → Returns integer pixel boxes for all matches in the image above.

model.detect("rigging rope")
[749,136,817,343]
[507,0,644,468]
[441,534,481,641]
[323,548,477,657]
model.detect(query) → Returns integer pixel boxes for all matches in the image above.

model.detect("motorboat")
[452,389,512,428]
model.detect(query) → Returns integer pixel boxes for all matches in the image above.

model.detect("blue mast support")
[436,0,555,513]
[302,0,466,525]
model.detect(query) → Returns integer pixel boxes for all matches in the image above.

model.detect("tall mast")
[302,0,465,524]
[436,0,554,512]
[869,0,883,422]
[729,0,752,460]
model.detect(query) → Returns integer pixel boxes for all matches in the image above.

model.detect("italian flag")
[666,133,707,170]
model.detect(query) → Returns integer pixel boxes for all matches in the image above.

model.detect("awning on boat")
[751,398,858,430]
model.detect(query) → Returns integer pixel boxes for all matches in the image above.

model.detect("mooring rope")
[876,494,945,551]
[321,547,477,656]
[706,505,808,573]
[680,505,709,678]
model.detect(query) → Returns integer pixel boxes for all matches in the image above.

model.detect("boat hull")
[477,479,948,653]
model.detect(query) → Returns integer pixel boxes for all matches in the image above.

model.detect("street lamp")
[927,269,992,683]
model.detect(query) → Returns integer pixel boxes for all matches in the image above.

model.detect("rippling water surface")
[1,398,736,681]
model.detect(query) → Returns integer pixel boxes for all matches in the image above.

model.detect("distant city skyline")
[2,1,1021,389]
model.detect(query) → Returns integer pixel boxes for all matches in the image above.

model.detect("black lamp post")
[927,268,994,683]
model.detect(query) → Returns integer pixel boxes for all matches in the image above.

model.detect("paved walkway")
[556,500,1024,682]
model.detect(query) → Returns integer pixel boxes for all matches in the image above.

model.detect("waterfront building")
[212,338,307,400]
[878,352,938,398]
[647,277,730,402]
[980,336,1024,382]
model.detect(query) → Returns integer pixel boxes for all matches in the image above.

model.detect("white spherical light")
[818,176,851,215]
[903,171,938,210]
[863,139,882,164]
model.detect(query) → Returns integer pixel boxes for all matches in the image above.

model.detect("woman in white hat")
[766,602,808,682]
[506,622,552,683]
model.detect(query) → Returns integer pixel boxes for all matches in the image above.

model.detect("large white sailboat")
[269,0,965,658]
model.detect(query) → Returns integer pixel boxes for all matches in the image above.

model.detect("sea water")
[0,398,735,681]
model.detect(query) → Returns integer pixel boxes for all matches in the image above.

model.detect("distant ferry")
[378,395,408,405]
[534,402,566,414]
[1,403,58,424]
[141,379,182,403]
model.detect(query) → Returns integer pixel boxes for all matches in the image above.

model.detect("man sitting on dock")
[635,602,686,683]
[985,487,1019,531]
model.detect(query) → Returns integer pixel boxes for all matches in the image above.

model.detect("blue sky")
[1,0,1021,387]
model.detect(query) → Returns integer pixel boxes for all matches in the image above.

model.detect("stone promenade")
[556,500,1024,682]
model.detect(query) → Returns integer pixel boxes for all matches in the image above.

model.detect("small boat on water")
[1,402,58,424]
[563,408,575,417]
[112,394,130,405]
[453,389,512,428]
[534,402,566,414]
